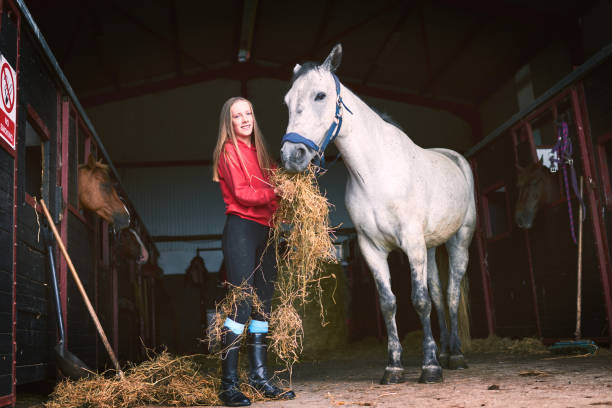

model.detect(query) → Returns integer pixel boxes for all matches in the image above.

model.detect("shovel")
[40,199,125,378]
[47,243,91,380]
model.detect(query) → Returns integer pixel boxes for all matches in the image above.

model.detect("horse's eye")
[315,92,326,101]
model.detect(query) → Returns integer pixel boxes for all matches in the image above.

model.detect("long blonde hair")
[212,97,274,182]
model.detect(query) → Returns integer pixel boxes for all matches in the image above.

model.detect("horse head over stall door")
[514,157,559,229]
[281,44,476,384]
[78,153,148,264]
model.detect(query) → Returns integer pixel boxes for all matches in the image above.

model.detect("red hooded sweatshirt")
[217,139,278,227]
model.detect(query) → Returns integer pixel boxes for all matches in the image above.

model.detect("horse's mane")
[290,62,403,131]
[78,160,110,175]
[290,61,318,85]
[372,109,403,131]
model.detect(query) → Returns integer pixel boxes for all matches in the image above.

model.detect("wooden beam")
[80,60,478,128]
[238,0,258,62]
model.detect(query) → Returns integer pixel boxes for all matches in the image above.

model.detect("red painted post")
[60,100,70,338]
[570,87,612,343]
[469,159,496,336]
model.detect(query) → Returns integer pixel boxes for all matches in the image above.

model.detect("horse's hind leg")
[427,247,450,368]
[445,227,472,370]
[357,235,404,384]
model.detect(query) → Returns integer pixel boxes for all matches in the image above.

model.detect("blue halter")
[281,73,352,168]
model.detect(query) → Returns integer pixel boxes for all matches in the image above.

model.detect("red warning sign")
[0,55,17,150]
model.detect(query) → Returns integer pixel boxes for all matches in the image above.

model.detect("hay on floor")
[465,335,549,354]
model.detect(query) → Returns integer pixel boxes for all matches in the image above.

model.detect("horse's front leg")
[403,238,443,383]
[357,235,403,384]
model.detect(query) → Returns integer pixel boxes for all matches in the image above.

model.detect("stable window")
[24,107,50,203]
[25,121,42,198]
[483,183,510,239]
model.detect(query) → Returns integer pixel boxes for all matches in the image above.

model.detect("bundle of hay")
[268,166,338,368]
[45,351,220,408]
[45,351,279,408]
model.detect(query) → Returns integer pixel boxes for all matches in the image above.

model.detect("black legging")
[222,214,277,324]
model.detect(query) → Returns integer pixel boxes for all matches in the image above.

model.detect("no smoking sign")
[0,54,17,150]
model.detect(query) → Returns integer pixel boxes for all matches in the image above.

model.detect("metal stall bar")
[570,88,612,340]
[465,41,612,159]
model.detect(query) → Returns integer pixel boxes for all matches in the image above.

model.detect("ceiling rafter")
[419,15,488,96]
[109,0,208,71]
[306,0,336,60]
[80,60,478,127]
[168,0,182,77]
[87,3,121,91]
[418,3,434,96]
[238,0,258,62]
[361,3,415,85]
[280,1,399,72]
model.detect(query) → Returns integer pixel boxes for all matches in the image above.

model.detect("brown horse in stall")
[79,154,149,264]
[514,158,559,229]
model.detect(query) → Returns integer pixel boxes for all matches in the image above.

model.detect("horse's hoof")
[439,353,450,369]
[448,354,468,370]
[380,368,405,384]
[418,366,443,384]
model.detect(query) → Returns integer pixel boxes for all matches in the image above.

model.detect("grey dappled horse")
[281,44,476,384]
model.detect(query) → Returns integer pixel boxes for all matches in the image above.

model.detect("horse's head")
[281,44,344,172]
[117,228,149,265]
[78,154,130,233]
[514,157,554,229]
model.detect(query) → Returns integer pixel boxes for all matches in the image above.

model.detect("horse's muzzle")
[281,141,315,173]
[112,212,130,232]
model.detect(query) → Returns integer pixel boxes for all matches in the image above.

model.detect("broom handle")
[40,200,125,379]
[575,177,583,341]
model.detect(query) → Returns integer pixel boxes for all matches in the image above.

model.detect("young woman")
[212,97,295,406]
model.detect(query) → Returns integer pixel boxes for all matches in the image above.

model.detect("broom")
[549,177,598,355]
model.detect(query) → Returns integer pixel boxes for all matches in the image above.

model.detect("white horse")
[280,44,476,384]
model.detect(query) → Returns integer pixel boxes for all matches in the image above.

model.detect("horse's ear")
[86,153,96,169]
[293,64,302,75]
[537,155,544,166]
[322,43,342,73]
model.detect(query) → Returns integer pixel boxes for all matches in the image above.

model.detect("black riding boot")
[219,331,250,407]
[247,333,296,400]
